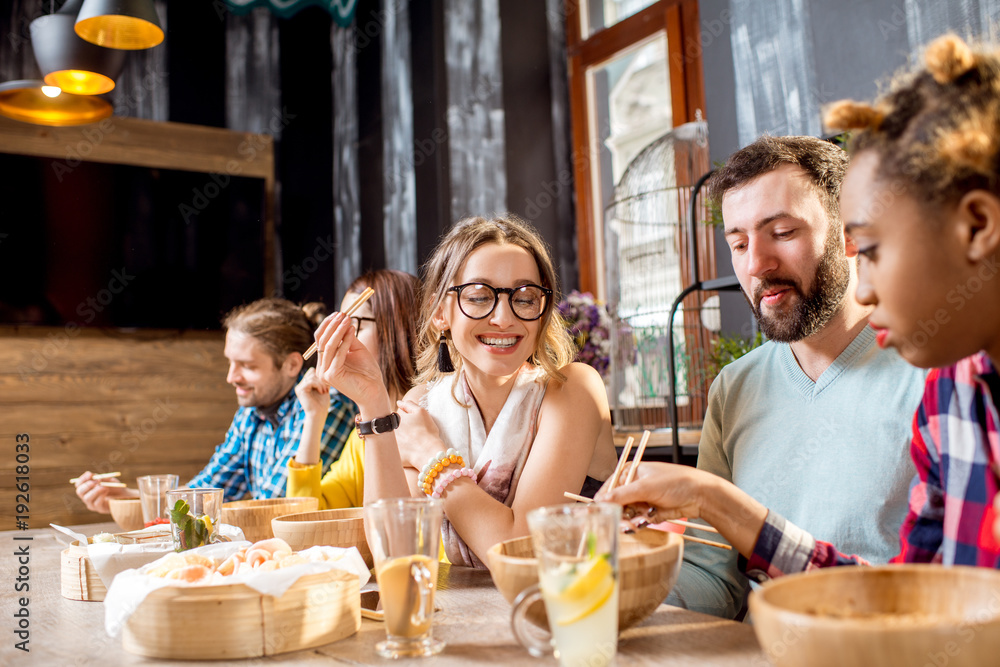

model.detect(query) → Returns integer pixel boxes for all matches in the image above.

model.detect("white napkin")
[49,523,90,546]
[104,542,370,638]
[51,523,247,588]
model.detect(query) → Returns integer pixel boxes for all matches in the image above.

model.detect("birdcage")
[604,121,723,433]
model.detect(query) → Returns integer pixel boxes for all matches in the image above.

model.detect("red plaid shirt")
[742,352,1000,582]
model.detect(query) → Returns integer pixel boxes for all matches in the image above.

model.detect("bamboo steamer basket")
[122,568,361,659]
[486,528,683,631]
[271,508,373,568]
[60,540,106,602]
[749,564,1000,667]
[109,497,144,532]
[220,497,318,543]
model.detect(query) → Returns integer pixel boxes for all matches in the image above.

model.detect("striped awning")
[223,0,358,26]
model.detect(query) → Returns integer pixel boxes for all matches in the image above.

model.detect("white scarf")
[421,365,547,568]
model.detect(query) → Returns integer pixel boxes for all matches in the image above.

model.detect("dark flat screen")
[0,153,265,330]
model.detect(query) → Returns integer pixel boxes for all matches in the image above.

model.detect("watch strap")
[355,412,401,438]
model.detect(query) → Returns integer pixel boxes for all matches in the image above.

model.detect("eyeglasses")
[351,316,375,334]
[447,283,553,321]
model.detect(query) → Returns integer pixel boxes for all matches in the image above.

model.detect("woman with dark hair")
[287,270,420,508]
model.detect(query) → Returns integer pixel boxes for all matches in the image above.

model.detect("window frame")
[565,0,705,295]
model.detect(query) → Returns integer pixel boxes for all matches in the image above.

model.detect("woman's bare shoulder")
[544,362,607,405]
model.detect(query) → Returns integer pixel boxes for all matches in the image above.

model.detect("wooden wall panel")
[0,327,236,528]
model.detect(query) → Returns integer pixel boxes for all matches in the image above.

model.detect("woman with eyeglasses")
[313,215,617,568]
[287,269,421,509]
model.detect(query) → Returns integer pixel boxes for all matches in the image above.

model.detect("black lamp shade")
[30,0,126,95]
[75,0,164,50]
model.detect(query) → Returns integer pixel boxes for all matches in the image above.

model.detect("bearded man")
[659,136,927,619]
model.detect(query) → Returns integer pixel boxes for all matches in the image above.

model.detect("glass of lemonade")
[364,497,445,659]
[511,502,621,667]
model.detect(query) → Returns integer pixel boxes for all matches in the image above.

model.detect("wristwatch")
[355,412,401,439]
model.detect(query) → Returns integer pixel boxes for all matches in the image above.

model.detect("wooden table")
[0,523,770,665]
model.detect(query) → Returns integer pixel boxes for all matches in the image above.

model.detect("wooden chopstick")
[69,472,120,484]
[622,430,651,486]
[663,518,720,534]
[679,534,732,550]
[302,286,375,360]
[607,436,634,491]
[99,482,127,488]
[562,492,720,535]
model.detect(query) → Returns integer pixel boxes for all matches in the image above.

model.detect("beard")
[747,226,852,343]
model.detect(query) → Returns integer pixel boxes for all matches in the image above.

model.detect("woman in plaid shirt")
[601,33,1000,578]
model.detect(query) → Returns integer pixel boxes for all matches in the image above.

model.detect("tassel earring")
[437,332,454,373]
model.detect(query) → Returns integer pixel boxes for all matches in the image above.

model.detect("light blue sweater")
[667,325,926,618]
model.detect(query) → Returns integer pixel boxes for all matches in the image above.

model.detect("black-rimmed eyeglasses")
[447,283,552,321]
[351,316,375,333]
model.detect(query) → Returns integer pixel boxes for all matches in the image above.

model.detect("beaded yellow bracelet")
[418,448,465,496]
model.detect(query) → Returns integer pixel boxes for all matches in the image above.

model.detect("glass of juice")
[364,497,445,659]
[137,474,179,527]
[511,502,621,667]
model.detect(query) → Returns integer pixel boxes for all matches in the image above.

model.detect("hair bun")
[301,301,328,329]
[938,118,995,174]
[925,34,976,84]
[823,100,884,131]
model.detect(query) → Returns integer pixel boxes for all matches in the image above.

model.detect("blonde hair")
[223,298,326,369]
[824,33,1000,206]
[413,215,575,386]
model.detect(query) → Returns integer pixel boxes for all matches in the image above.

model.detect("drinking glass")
[364,497,445,659]
[136,474,179,527]
[511,502,621,667]
[165,488,223,551]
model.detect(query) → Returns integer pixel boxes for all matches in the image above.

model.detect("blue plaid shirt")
[186,382,355,501]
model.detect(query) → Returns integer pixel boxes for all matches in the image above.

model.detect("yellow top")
[286,427,450,564]
[287,429,365,509]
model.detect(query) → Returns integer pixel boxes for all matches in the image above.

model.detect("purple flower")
[558,290,612,378]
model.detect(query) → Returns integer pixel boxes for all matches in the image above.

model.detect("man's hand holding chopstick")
[73,470,137,514]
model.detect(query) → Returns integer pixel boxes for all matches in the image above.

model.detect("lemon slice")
[559,556,613,603]
[550,556,615,626]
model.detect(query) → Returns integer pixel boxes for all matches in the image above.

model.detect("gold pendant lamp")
[0,80,112,126]
[75,0,164,50]
[30,0,126,96]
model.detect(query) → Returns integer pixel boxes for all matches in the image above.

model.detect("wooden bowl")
[749,564,1000,667]
[109,497,144,532]
[486,528,683,631]
[220,497,319,543]
[271,508,372,568]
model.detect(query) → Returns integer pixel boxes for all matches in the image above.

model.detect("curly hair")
[824,34,1000,207]
[413,215,575,387]
[706,134,849,222]
[223,298,327,369]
